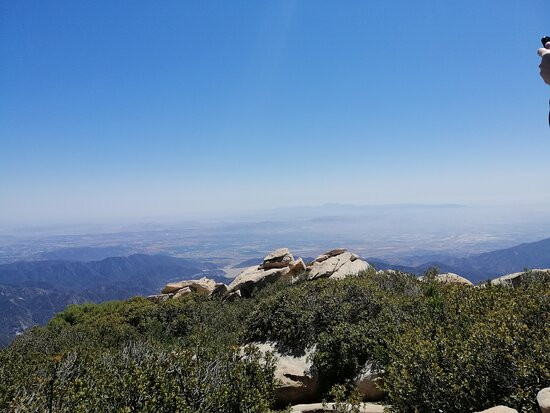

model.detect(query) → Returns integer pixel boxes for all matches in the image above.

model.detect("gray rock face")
[308,250,372,280]
[228,248,300,297]
[252,343,320,407]
[538,387,550,413]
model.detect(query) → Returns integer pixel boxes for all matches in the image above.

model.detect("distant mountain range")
[371,237,550,284]
[0,254,225,346]
[2,236,550,347]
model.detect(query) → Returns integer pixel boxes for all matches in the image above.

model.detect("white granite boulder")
[173,286,192,299]
[252,343,320,407]
[261,248,295,269]
[162,277,219,295]
[308,249,372,280]
[538,387,550,413]
[228,248,298,297]
[355,364,385,402]
[487,269,550,287]
[475,407,517,413]
[436,272,473,286]
[228,265,290,297]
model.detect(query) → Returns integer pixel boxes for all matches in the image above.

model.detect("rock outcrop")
[475,407,517,413]
[146,293,172,303]
[290,258,307,275]
[486,269,550,287]
[228,266,291,297]
[308,249,372,280]
[290,403,386,413]
[251,343,320,407]
[161,277,226,297]
[538,387,550,413]
[227,248,303,297]
[436,272,474,286]
[355,363,385,402]
[153,247,373,301]
[261,248,295,269]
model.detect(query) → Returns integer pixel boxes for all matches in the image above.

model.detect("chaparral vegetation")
[1,269,549,412]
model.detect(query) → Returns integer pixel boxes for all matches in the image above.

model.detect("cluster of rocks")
[151,246,550,303]
[285,389,550,413]
[151,247,373,301]
[308,248,371,280]
[147,277,227,302]
[250,343,385,410]
[254,340,550,412]
[483,268,550,287]
[147,248,550,412]
[419,269,550,288]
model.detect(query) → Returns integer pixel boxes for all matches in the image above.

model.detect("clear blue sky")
[1,0,549,223]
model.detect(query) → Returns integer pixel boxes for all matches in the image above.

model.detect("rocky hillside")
[152,247,372,301]
[145,248,550,412]
[1,247,549,412]
[154,246,549,303]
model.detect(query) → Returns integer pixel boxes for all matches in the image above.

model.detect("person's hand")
[538,41,550,57]
[539,41,550,85]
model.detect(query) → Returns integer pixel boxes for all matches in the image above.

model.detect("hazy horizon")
[3,201,550,232]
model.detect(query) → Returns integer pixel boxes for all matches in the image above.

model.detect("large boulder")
[290,403,386,413]
[261,248,295,269]
[290,258,307,275]
[162,277,220,295]
[228,266,290,297]
[228,248,298,297]
[475,407,518,413]
[355,364,385,402]
[146,293,172,303]
[436,272,473,286]
[173,286,192,299]
[538,387,550,413]
[251,343,319,407]
[308,250,372,280]
[487,269,550,287]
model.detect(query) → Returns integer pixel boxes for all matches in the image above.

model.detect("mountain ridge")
[370,236,550,283]
[0,254,225,345]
